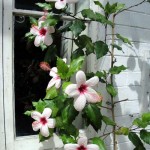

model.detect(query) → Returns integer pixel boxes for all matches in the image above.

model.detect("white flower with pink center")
[30,16,55,47]
[45,0,78,9]
[65,70,101,111]
[47,58,67,89]
[64,136,99,150]
[31,108,56,137]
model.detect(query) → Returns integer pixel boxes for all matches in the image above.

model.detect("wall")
[86,0,150,149]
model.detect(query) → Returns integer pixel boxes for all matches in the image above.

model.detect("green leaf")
[75,35,94,55]
[62,82,72,92]
[57,57,69,79]
[140,130,150,145]
[94,1,104,9]
[84,104,102,131]
[116,34,132,45]
[106,84,117,97]
[142,112,150,122]
[111,44,122,51]
[60,134,76,144]
[40,43,47,51]
[71,49,84,60]
[24,110,32,116]
[81,9,113,26]
[116,127,129,135]
[94,41,109,59]
[62,104,78,124]
[58,22,72,33]
[109,65,127,74]
[133,118,148,128]
[25,32,32,37]
[102,116,116,126]
[34,100,46,112]
[45,86,58,100]
[128,132,145,147]
[69,20,86,37]
[29,17,38,25]
[91,137,106,150]
[36,3,52,10]
[67,56,84,78]
[44,100,59,117]
[116,3,125,11]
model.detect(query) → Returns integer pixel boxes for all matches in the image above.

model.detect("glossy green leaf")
[29,17,38,25]
[69,20,86,37]
[140,130,150,145]
[24,110,32,116]
[60,134,76,144]
[71,49,84,60]
[75,35,94,55]
[128,132,145,147]
[109,65,127,74]
[102,116,116,126]
[91,137,106,150]
[116,34,132,45]
[94,1,104,9]
[106,84,117,97]
[116,127,129,135]
[67,56,84,77]
[57,57,69,79]
[58,22,72,33]
[34,100,46,112]
[111,44,122,51]
[84,104,102,131]
[94,41,109,59]
[45,86,58,100]
[62,104,78,124]
[36,3,52,10]
[142,112,150,122]
[133,118,148,128]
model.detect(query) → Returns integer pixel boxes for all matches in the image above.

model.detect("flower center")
[78,84,87,94]
[40,117,47,125]
[39,28,47,36]
[77,145,87,150]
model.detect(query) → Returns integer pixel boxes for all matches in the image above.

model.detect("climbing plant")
[24,0,150,149]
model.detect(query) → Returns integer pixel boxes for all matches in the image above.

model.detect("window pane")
[15,0,45,10]
[14,16,62,136]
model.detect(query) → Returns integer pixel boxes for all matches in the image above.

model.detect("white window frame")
[2,0,91,150]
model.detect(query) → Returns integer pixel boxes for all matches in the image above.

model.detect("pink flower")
[65,70,101,111]
[64,136,99,150]
[30,16,55,47]
[31,108,56,137]
[47,58,67,89]
[45,0,78,9]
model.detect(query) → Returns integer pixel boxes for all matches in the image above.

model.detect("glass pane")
[14,16,62,136]
[15,0,45,11]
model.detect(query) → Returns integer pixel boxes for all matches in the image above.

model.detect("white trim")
[0,0,5,149]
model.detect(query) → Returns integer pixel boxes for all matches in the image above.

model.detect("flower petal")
[44,34,53,46]
[64,144,79,150]
[47,78,56,89]
[30,26,39,35]
[42,108,52,118]
[50,67,58,77]
[74,94,86,111]
[65,84,80,97]
[55,0,67,9]
[55,79,61,89]
[32,121,42,131]
[47,118,56,128]
[34,35,42,47]
[76,71,86,87]
[85,87,101,103]
[86,76,99,87]
[48,26,55,34]
[31,111,42,121]
[78,137,88,146]
[40,125,49,137]
[87,144,99,150]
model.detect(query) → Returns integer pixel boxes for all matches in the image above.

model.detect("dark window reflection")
[14,16,62,136]
[15,0,45,10]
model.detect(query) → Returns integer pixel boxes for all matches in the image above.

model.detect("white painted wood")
[0,0,6,149]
